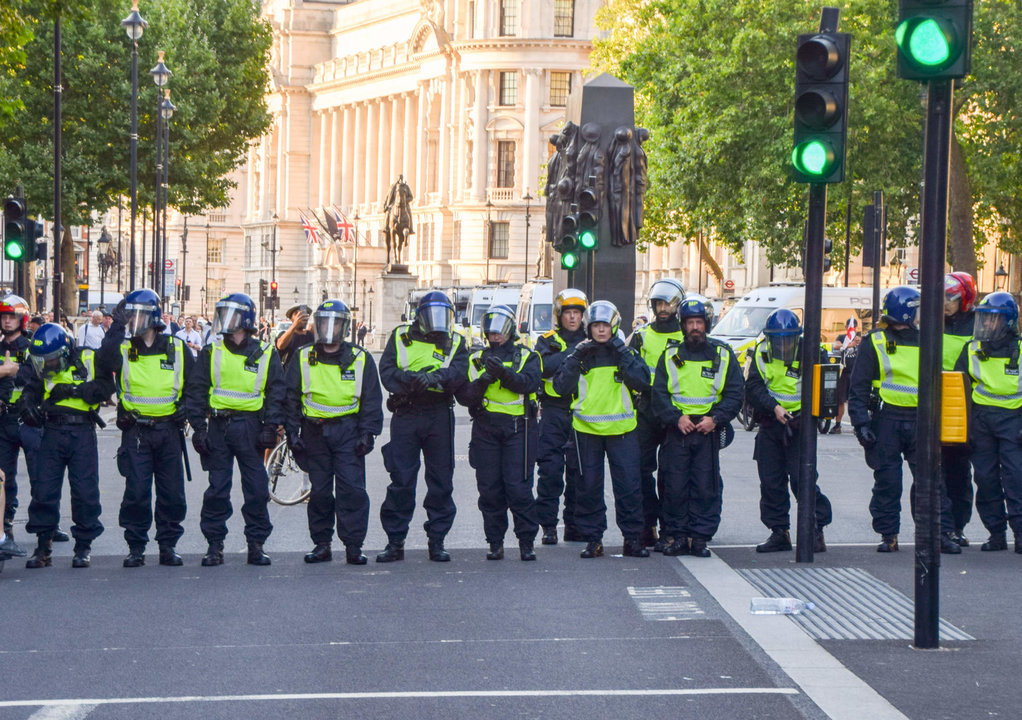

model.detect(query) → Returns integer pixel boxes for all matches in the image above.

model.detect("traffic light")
[823,237,833,272]
[896,0,972,81]
[270,280,278,298]
[792,31,851,184]
[3,196,42,263]
[577,186,599,252]
[258,278,268,303]
[556,211,581,271]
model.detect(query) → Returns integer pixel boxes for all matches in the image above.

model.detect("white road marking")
[1,688,799,708]
[27,704,97,720]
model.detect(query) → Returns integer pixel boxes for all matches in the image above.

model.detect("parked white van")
[464,284,521,348]
[515,280,553,347]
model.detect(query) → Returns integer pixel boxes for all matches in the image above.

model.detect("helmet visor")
[418,305,454,335]
[30,348,68,378]
[768,334,799,365]
[482,311,515,338]
[213,302,248,335]
[124,304,156,337]
[313,310,350,345]
[974,311,1009,343]
[649,282,685,315]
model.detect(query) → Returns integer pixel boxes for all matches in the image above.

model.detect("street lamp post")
[995,263,1008,291]
[368,285,375,329]
[121,1,147,289]
[270,213,278,324]
[352,211,359,341]
[485,199,493,284]
[204,216,210,317]
[97,227,111,309]
[150,51,170,295]
[160,89,175,301]
[523,190,532,282]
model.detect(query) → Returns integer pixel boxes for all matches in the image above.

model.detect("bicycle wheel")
[265,439,311,506]
[817,418,832,434]
[739,399,757,431]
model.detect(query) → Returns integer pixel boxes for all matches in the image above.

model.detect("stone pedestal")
[374,271,418,351]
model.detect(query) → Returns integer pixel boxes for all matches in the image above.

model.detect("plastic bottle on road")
[749,597,815,615]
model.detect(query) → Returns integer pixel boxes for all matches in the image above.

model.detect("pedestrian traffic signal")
[270,280,278,298]
[792,31,851,184]
[3,196,43,263]
[896,0,972,81]
[258,278,268,302]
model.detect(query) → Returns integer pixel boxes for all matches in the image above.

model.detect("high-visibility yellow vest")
[754,340,802,412]
[394,325,461,394]
[966,339,1022,410]
[299,346,366,418]
[635,325,684,385]
[540,331,566,399]
[43,349,99,413]
[943,332,971,371]
[2,345,27,404]
[664,341,730,415]
[208,339,271,412]
[571,365,636,435]
[871,331,919,408]
[118,337,185,417]
[468,346,535,416]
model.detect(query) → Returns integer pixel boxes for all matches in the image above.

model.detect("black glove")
[171,406,188,429]
[21,405,43,428]
[287,433,307,456]
[407,372,429,393]
[572,339,595,359]
[855,425,877,450]
[1016,427,1022,447]
[111,298,131,326]
[610,336,627,354]
[257,423,280,450]
[484,355,507,379]
[355,432,375,457]
[192,429,210,456]
[48,384,81,403]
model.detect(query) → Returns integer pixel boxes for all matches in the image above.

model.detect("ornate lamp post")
[121,1,148,289]
[160,89,175,300]
[149,51,171,293]
[97,227,113,309]
[485,199,493,284]
[995,263,1009,290]
[523,190,532,282]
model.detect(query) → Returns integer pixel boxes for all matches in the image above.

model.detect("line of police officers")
[2,272,1021,571]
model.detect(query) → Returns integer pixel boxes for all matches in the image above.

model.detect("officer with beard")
[943,272,977,546]
[652,298,743,558]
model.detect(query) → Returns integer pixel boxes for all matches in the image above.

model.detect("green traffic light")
[561,251,579,270]
[897,19,953,67]
[791,140,835,177]
[4,239,25,261]
[578,229,597,251]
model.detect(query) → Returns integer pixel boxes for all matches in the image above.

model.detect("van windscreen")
[711,306,776,338]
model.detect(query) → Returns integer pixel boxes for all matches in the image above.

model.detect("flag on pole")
[323,207,339,241]
[844,316,858,347]
[299,211,321,244]
[331,207,356,244]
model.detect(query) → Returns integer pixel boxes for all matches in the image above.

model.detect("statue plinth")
[385,263,411,275]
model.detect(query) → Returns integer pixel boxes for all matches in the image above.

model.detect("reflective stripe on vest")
[43,349,98,413]
[209,339,270,411]
[468,346,533,416]
[395,325,460,371]
[571,365,636,434]
[942,332,971,371]
[637,326,684,384]
[665,343,729,414]
[871,331,919,407]
[119,338,184,416]
[299,346,365,417]
[967,339,1022,409]
[753,340,802,411]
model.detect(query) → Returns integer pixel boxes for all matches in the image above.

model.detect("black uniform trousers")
[25,423,102,543]
[534,403,579,529]
[969,408,1022,537]
[379,403,456,542]
[754,420,832,530]
[864,411,954,536]
[468,413,538,543]
[302,417,368,547]
[659,427,722,541]
[573,429,644,541]
[942,443,974,532]
[636,406,666,529]
[0,418,41,531]
[116,423,186,547]
[199,415,272,544]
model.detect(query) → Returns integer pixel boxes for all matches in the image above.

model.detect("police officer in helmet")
[377,291,468,563]
[745,308,831,553]
[943,272,977,546]
[284,299,383,565]
[22,323,115,569]
[954,292,1022,554]
[185,292,285,566]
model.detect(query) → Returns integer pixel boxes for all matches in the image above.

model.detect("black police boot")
[653,535,674,553]
[247,542,271,566]
[876,534,899,553]
[941,532,963,555]
[756,529,793,553]
[345,545,367,565]
[25,536,52,569]
[486,542,504,560]
[541,526,558,545]
[158,545,183,566]
[623,537,650,558]
[0,532,26,558]
[952,529,970,547]
[201,540,224,566]
[519,539,536,561]
[304,544,332,564]
[375,541,405,563]
[71,542,91,569]
[563,525,584,542]
[814,529,827,553]
[123,545,146,568]
[1015,537,1022,555]
[689,539,711,558]
[639,526,658,549]
[53,527,70,543]
[428,538,451,562]
[663,537,690,556]
[981,531,1007,552]
[580,540,604,559]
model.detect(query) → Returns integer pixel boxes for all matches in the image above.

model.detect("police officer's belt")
[134,415,177,427]
[302,415,353,426]
[210,409,260,419]
[45,412,92,425]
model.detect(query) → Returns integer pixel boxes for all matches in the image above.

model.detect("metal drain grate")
[628,586,705,621]
[737,567,973,641]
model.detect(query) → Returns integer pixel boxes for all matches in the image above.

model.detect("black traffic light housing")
[258,278,268,304]
[270,280,278,298]
[3,195,44,263]
[556,208,581,270]
[792,31,851,184]
[823,237,833,272]
[577,186,599,252]
[896,0,973,81]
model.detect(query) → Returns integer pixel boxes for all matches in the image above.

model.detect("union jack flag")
[299,211,321,244]
[331,207,356,244]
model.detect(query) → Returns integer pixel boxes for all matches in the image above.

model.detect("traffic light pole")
[52,15,62,316]
[871,191,884,330]
[796,182,825,563]
[914,78,953,650]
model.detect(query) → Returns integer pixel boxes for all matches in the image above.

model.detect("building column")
[353,102,366,209]
[390,95,404,184]
[366,100,380,210]
[471,70,489,202]
[311,111,322,209]
[377,97,391,206]
[437,75,451,204]
[317,111,329,208]
[328,108,340,206]
[403,93,417,190]
[523,68,542,197]
[454,74,469,202]
[341,105,353,210]
[415,82,429,204]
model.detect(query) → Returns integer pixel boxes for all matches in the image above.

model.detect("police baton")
[179,428,193,482]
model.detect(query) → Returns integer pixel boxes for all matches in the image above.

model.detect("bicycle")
[265,436,311,506]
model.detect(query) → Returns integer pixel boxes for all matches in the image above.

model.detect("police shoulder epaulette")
[541,329,557,339]
[666,337,682,347]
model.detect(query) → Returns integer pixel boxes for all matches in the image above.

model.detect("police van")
[515,280,553,347]
[464,284,521,348]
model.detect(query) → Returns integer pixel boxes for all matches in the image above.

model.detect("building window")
[490,221,509,259]
[554,0,575,37]
[499,0,518,37]
[207,237,223,264]
[550,72,571,107]
[244,235,252,266]
[496,141,516,188]
[499,71,518,106]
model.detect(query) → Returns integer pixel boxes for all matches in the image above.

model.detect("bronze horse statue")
[383,176,414,267]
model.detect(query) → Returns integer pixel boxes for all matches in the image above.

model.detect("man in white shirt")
[175,316,202,357]
[76,311,106,349]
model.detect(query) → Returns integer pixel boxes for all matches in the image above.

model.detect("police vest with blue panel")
[664,340,731,416]
[118,337,185,417]
[298,345,366,418]
[468,345,536,417]
[44,349,99,413]
[870,330,919,408]
[966,339,1022,410]
[208,339,271,412]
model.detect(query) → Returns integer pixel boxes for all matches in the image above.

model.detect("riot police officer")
[954,292,1022,553]
[534,289,587,544]
[943,272,977,546]
[284,300,383,565]
[377,291,468,563]
[22,323,114,569]
[652,298,743,558]
[97,289,193,567]
[848,286,959,554]
[456,305,541,561]
[553,300,651,559]
[745,309,831,552]
[185,293,285,566]
[629,278,686,548]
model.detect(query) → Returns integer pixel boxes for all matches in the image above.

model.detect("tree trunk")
[947,132,976,276]
[60,223,76,318]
